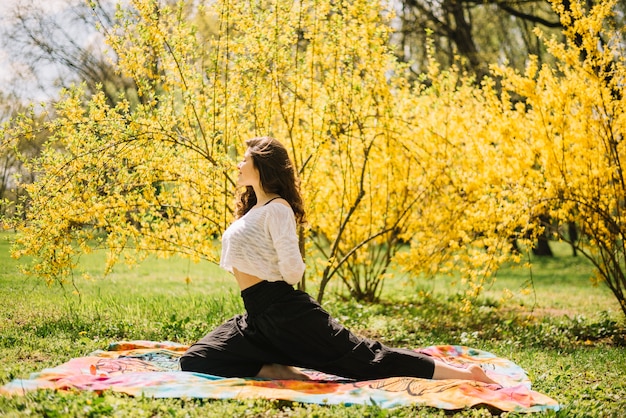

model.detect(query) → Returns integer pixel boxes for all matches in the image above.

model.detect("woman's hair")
[235,136,306,224]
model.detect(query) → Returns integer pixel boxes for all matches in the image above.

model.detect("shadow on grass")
[327,293,626,350]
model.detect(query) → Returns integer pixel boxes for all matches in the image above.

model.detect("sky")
[0,0,101,104]
[0,1,20,97]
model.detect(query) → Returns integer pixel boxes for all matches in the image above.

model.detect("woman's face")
[237,149,260,187]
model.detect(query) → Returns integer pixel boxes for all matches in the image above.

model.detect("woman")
[180,136,497,384]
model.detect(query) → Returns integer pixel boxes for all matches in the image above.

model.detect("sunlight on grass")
[372,241,621,320]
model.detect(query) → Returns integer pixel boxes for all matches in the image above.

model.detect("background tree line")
[1,0,625,317]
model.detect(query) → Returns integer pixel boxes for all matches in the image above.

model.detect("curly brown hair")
[235,137,306,224]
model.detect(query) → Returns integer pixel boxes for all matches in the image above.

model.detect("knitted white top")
[220,202,305,285]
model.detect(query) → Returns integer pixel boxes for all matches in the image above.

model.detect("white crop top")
[220,202,305,285]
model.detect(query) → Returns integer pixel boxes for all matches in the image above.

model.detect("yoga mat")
[0,340,559,412]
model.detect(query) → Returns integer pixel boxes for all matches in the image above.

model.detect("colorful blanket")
[1,340,559,412]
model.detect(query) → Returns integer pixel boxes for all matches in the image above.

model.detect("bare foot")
[432,360,500,385]
[256,364,311,381]
[467,364,500,385]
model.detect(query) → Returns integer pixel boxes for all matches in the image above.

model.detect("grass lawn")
[1,233,625,417]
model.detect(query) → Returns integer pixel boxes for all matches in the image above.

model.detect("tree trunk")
[533,214,553,256]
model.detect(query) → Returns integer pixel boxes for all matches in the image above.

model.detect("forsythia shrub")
[2,0,625,315]
[495,0,626,316]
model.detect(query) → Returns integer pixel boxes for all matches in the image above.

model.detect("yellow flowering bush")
[2,0,625,314]
[495,0,626,316]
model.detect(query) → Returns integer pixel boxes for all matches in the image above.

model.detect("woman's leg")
[181,282,308,378]
[180,314,283,377]
[255,291,436,380]
[182,285,497,384]
[260,290,497,384]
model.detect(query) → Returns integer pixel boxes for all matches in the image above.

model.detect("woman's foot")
[467,364,499,385]
[256,364,311,381]
[432,360,500,385]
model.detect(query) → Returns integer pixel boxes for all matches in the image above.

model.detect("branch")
[496,1,562,28]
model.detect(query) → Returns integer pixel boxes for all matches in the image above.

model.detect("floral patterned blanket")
[0,340,559,412]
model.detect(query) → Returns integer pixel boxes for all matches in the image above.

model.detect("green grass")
[1,233,625,417]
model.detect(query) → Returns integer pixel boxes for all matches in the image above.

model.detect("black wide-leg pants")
[180,280,435,380]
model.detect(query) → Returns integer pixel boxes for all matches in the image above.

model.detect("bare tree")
[0,0,137,105]
[393,0,563,79]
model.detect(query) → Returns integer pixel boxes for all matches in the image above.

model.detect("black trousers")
[180,280,435,380]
